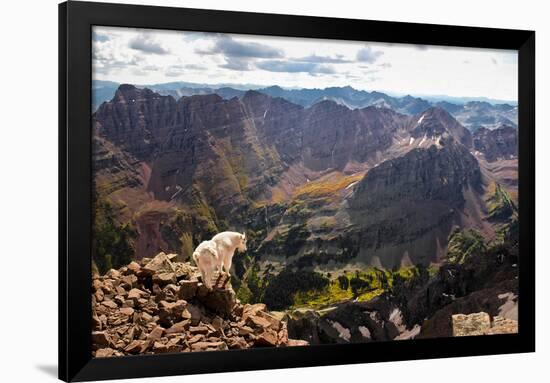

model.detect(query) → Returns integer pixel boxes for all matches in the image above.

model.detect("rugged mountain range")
[92,81,517,131]
[93,84,518,275]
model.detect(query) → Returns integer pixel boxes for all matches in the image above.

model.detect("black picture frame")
[59,1,535,381]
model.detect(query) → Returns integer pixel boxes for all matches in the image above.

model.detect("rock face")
[452,312,518,336]
[91,252,307,357]
[439,101,518,130]
[410,107,473,148]
[92,84,516,272]
[473,125,518,162]
[452,312,491,336]
[287,297,420,344]
[348,138,485,266]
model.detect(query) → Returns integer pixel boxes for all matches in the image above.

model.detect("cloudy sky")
[93,26,518,101]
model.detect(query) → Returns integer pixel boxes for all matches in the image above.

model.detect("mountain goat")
[211,231,247,284]
[192,240,219,289]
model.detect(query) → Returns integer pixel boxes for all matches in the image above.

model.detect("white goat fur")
[192,240,219,289]
[211,231,247,279]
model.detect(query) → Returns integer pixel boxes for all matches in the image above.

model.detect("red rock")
[178,280,199,300]
[142,252,175,276]
[120,307,135,316]
[254,330,279,347]
[95,348,115,358]
[125,340,143,354]
[186,304,202,325]
[101,300,118,309]
[94,290,104,302]
[246,315,272,330]
[147,326,165,342]
[187,334,204,344]
[256,311,281,330]
[227,337,248,349]
[189,326,209,335]
[92,331,111,347]
[153,341,169,353]
[166,320,190,335]
[120,275,138,289]
[106,269,121,279]
[238,326,254,336]
[128,288,147,301]
[287,339,309,347]
[211,316,224,330]
[127,261,141,275]
[153,272,176,286]
[92,313,102,330]
[116,286,127,296]
[191,341,227,351]
[92,279,103,291]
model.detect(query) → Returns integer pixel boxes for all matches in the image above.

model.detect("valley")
[91,83,519,346]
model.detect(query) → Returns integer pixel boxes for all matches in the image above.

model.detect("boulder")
[147,326,165,342]
[246,315,272,330]
[91,258,299,356]
[166,320,190,335]
[287,339,309,347]
[127,261,141,275]
[452,312,491,336]
[92,331,111,348]
[153,272,177,286]
[127,288,148,302]
[119,307,134,316]
[178,280,199,300]
[197,287,236,317]
[95,348,115,358]
[254,329,279,347]
[101,299,118,310]
[227,336,248,349]
[186,304,203,325]
[153,341,169,354]
[191,341,228,352]
[158,300,186,326]
[487,316,518,335]
[141,252,175,276]
[189,325,209,335]
[124,340,144,354]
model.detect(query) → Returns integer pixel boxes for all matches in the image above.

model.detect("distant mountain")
[93,84,515,271]
[91,84,519,348]
[473,125,518,162]
[92,80,120,111]
[92,81,517,132]
[437,101,517,130]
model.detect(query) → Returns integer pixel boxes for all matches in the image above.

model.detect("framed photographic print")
[59,1,535,381]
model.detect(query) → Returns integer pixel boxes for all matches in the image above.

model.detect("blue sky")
[93,26,518,101]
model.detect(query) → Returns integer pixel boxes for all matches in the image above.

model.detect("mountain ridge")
[92,84,516,272]
[92,81,517,131]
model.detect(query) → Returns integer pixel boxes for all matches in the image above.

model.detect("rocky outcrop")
[92,85,511,273]
[93,84,177,161]
[473,125,518,162]
[410,107,473,148]
[287,296,420,345]
[348,139,484,266]
[91,252,307,357]
[452,312,518,336]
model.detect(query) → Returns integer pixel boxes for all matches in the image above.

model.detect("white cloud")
[92,26,518,101]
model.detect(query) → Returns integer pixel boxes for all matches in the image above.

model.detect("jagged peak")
[178,92,223,106]
[418,106,456,119]
[308,98,349,110]
[242,89,272,103]
[113,84,167,103]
